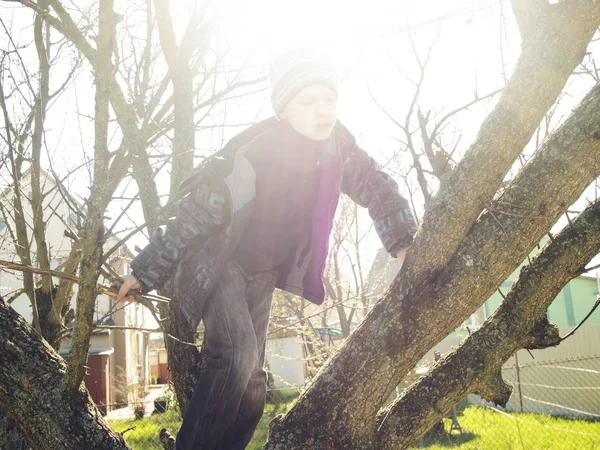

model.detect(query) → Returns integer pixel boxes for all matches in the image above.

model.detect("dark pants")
[176,261,277,450]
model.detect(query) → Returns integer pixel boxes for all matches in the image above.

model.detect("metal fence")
[416,355,600,449]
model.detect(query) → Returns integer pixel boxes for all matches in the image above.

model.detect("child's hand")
[114,274,142,303]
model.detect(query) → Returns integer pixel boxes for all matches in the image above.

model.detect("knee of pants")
[233,346,259,376]
[213,339,258,378]
[242,370,268,417]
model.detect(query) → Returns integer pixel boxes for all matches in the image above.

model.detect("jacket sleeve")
[129,166,230,292]
[336,121,417,257]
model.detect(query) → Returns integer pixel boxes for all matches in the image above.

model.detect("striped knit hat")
[269,48,338,116]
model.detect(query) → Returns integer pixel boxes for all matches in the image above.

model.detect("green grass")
[414,406,600,449]
[108,408,181,450]
[106,394,298,450]
[247,398,298,450]
[108,403,600,449]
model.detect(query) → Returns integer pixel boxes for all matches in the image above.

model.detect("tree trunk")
[0,413,30,450]
[152,0,213,414]
[0,297,131,450]
[160,294,203,415]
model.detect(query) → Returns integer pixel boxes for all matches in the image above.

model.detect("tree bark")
[0,297,131,449]
[404,0,600,295]
[374,198,600,449]
[65,0,117,393]
[30,0,54,302]
[161,288,203,415]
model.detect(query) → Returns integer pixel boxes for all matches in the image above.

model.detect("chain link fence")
[415,355,600,449]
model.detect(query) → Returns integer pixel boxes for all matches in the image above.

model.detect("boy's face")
[279,84,338,141]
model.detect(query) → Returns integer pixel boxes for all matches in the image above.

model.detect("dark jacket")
[130,117,417,330]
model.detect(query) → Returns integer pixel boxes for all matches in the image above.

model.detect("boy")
[116,48,417,450]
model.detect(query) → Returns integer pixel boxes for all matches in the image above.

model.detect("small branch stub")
[474,370,513,407]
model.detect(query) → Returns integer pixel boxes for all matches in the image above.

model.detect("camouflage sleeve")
[130,168,230,292]
[336,121,417,257]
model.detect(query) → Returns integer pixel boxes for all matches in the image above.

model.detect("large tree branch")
[0,297,131,449]
[153,0,213,196]
[31,0,53,296]
[374,198,600,449]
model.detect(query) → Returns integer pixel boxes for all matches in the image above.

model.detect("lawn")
[246,398,298,450]
[107,403,600,449]
[108,407,182,450]
[414,406,600,449]
[107,393,298,450]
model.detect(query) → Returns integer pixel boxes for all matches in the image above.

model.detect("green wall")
[482,275,599,328]
[450,238,599,338]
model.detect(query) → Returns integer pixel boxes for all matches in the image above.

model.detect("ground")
[106,402,600,449]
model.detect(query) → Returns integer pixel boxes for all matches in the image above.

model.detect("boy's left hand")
[113,274,142,303]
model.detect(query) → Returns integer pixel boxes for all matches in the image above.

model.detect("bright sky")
[210,0,521,268]
[179,0,599,274]
[1,0,598,279]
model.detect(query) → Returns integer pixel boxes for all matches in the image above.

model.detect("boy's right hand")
[114,274,142,303]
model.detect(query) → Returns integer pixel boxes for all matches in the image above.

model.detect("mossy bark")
[0,298,131,449]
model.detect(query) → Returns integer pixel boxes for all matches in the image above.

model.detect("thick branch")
[0,298,131,449]
[511,0,551,39]
[31,0,53,296]
[153,0,212,196]
[403,0,600,295]
[374,198,600,449]
[65,0,117,393]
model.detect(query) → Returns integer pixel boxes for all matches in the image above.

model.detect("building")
[149,331,169,385]
[367,244,600,362]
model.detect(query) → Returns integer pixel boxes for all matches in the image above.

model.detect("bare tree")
[1,0,600,449]
[0,0,264,446]
[0,6,82,348]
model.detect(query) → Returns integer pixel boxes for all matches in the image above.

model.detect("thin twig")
[0,259,172,304]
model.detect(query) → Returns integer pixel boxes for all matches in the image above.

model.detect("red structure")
[151,349,169,384]
[83,350,112,414]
